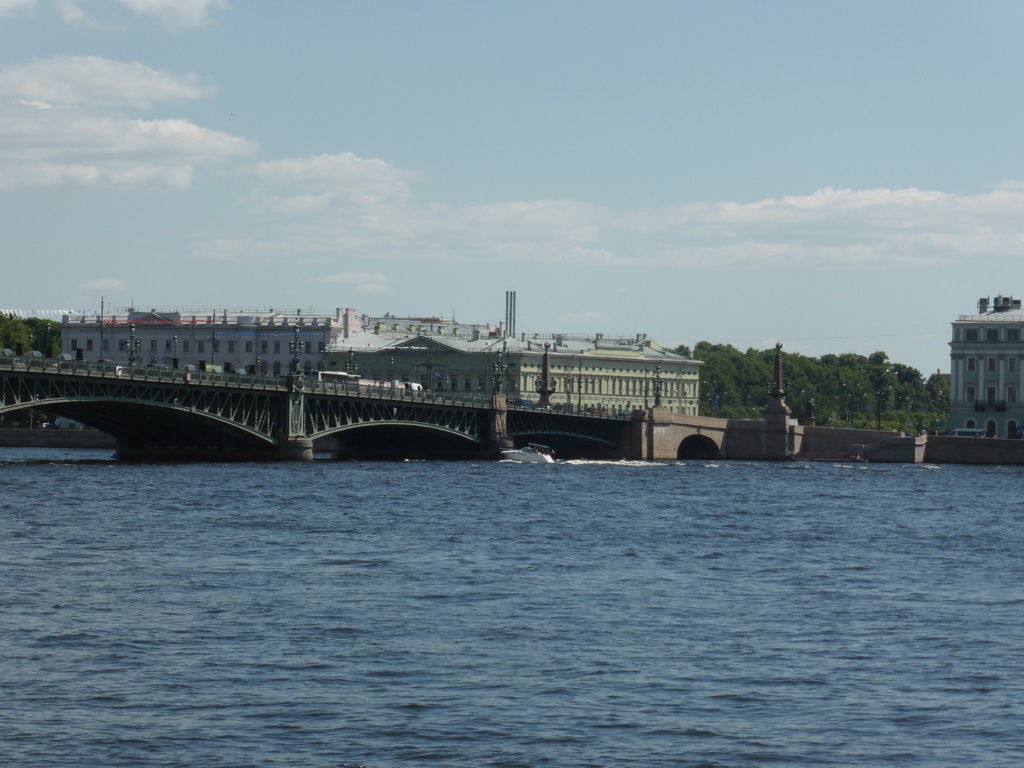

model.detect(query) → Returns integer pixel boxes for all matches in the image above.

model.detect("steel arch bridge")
[0,358,631,460]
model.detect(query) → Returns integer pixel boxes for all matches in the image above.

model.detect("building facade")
[61,307,362,375]
[325,326,702,416]
[949,295,1024,437]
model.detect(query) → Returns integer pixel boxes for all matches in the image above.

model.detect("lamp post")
[125,322,140,366]
[289,326,302,375]
[874,366,891,430]
[577,356,583,413]
[172,335,178,369]
[653,364,663,408]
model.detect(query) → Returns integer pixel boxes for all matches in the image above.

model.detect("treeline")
[0,314,62,356]
[679,342,950,433]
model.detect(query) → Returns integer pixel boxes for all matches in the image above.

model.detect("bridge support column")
[485,437,515,459]
[279,438,314,461]
[486,394,512,459]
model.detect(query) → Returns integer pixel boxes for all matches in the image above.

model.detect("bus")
[306,371,424,391]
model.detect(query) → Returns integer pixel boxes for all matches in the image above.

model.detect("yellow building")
[326,330,701,416]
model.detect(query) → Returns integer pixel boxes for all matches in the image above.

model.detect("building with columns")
[326,324,702,416]
[949,295,1024,437]
[60,307,362,374]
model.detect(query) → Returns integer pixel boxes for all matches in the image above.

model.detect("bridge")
[5,353,934,463]
[0,357,635,461]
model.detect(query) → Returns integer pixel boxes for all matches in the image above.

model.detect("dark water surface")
[2,449,1022,767]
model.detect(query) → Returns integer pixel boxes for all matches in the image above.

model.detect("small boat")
[501,443,555,463]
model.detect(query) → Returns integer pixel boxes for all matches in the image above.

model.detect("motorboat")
[501,443,555,463]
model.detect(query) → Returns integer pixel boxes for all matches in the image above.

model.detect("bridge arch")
[677,434,720,460]
[324,420,486,459]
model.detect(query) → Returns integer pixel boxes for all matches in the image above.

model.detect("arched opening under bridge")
[677,434,720,460]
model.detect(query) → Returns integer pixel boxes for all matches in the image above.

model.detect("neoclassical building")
[60,307,361,375]
[949,294,1024,437]
[326,324,702,416]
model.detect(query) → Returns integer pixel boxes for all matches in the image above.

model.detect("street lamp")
[125,322,140,366]
[172,335,178,369]
[654,364,663,408]
[289,326,302,374]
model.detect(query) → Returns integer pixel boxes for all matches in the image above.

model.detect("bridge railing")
[1,355,634,417]
[305,378,491,408]
[0,355,289,390]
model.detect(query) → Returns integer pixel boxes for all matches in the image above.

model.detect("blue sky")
[3,0,1024,375]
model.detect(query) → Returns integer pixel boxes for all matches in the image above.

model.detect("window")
[273,341,281,353]
[165,339,173,351]
[967,357,976,372]
[987,329,999,342]
[101,339,109,352]
[988,357,997,372]
[149,340,157,352]
[227,341,235,353]
[86,339,93,351]
[245,341,253,353]
[1010,358,1017,372]
[965,329,978,341]
[183,340,190,353]
[966,386,976,401]
[1010,329,1020,342]
[1009,387,1018,403]
[465,376,471,390]
[71,339,78,349]
[198,341,205,353]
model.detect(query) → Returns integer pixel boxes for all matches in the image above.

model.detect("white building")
[61,307,362,374]
[949,294,1024,438]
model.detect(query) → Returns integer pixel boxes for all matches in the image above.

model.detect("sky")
[3,0,1024,375]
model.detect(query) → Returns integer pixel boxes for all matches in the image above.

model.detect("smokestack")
[505,290,517,338]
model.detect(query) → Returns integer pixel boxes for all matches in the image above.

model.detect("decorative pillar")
[535,344,556,407]
[763,342,794,460]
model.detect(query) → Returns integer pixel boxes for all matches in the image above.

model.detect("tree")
[690,342,949,430]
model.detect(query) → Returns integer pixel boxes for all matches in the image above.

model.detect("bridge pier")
[485,437,515,459]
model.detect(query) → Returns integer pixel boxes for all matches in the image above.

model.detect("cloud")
[196,147,1024,275]
[0,57,255,189]
[616,187,1024,268]
[78,277,126,291]
[0,55,214,108]
[57,0,228,30]
[245,153,418,212]
[0,0,34,15]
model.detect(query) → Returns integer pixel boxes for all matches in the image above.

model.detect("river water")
[2,448,1022,767]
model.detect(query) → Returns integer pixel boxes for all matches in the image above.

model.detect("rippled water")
[2,449,1023,767]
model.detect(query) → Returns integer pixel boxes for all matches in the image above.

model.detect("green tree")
[691,342,949,431]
